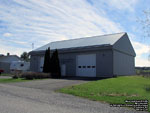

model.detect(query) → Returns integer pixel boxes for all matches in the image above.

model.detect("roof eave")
[29,44,112,55]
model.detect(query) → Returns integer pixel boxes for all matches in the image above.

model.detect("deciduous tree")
[20,52,30,62]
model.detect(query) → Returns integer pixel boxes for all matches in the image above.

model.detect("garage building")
[30,32,136,77]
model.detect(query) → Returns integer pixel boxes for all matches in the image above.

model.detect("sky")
[0,0,150,67]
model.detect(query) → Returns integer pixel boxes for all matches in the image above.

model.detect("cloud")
[135,57,150,67]
[0,0,124,55]
[0,41,29,56]
[0,0,148,67]
[106,0,138,11]
[3,33,12,37]
[88,0,138,11]
[131,41,150,66]
[132,41,149,58]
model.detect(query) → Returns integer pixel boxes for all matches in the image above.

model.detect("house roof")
[0,55,21,63]
[34,32,126,51]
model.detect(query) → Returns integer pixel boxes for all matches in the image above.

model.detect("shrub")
[51,72,60,78]
[12,75,18,79]
[11,70,22,78]
[21,72,51,80]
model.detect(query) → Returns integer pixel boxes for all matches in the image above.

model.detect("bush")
[51,72,61,78]
[21,72,51,80]
[12,75,18,79]
[11,70,22,78]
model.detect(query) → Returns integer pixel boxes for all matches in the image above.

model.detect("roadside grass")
[0,78,33,83]
[0,73,12,76]
[59,76,150,111]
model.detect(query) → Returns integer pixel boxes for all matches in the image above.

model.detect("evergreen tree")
[55,49,61,77]
[51,49,61,78]
[43,48,48,73]
[47,47,51,72]
[43,47,51,73]
[50,51,55,73]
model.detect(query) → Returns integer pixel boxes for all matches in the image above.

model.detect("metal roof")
[34,32,126,51]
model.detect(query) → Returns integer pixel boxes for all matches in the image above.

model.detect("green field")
[0,78,32,83]
[59,76,150,111]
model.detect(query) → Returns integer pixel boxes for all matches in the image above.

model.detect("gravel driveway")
[0,78,148,113]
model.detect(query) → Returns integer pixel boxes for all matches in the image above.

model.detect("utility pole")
[32,43,34,50]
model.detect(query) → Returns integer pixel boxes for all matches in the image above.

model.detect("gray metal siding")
[0,62,10,73]
[30,49,113,77]
[59,53,76,76]
[59,50,113,77]
[96,50,113,77]
[29,33,136,77]
[113,33,136,57]
[30,55,39,72]
[30,52,76,75]
[113,50,135,75]
[59,51,98,76]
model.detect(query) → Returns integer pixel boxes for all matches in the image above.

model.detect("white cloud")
[3,33,12,37]
[135,57,150,67]
[0,43,29,56]
[107,0,138,11]
[131,41,150,66]
[0,38,31,56]
[0,0,124,55]
[132,41,149,58]
[89,0,138,11]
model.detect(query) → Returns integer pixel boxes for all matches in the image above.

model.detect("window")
[78,66,81,68]
[20,64,24,67]
[92,66,96,68]
[83,66,86,68]
[87,66,91,68]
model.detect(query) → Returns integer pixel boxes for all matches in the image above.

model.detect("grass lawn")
[0,78,32,83]
[59,76,150,111]
[0,73,12,76]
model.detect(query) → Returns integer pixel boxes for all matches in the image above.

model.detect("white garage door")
[76,54,96,77]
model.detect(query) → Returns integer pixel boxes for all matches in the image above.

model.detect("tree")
[138,10,150,60]
[43,47,51,73]
[20,52,30,62]
[51,49,61,78]
[138,10,150,39]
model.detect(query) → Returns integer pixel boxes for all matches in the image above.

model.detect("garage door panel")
[76,54,96,77]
